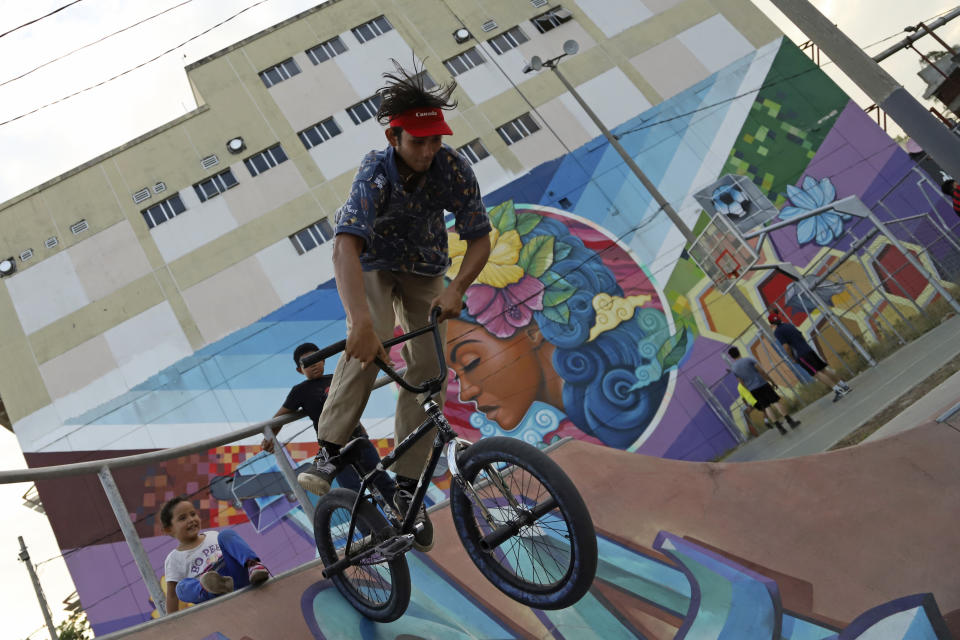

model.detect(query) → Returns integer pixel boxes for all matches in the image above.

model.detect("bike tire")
[313,488,411,622]
[450,437,597,609]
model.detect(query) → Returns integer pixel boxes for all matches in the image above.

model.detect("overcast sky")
[1,1,959,637]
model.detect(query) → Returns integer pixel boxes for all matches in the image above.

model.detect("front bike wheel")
[450,437,597,609]
[313,488,411,622]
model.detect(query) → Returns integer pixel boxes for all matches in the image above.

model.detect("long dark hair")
[376,58,457,124]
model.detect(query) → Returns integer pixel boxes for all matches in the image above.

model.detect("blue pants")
[336,437,397,504]
[175,529,259,604]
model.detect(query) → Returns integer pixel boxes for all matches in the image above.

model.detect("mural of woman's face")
[445,318,552,430]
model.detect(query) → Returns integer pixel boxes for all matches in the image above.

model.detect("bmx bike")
[301,308,598,622]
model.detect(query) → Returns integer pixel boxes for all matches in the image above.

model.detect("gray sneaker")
[394,490,434,552]
[297,447,340,496]
[199,570,234,595]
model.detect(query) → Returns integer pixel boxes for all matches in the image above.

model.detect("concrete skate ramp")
[105,421,960,639]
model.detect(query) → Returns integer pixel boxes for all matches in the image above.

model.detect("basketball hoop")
[715,249,741,282]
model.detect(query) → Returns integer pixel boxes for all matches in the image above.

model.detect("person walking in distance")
[940,174,960,219]
[305,60,492,553]
[768,310,851,402]
[728,346,800,435]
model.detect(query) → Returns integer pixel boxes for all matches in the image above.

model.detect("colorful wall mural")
[108,433,959,640]
[24,37,960,635]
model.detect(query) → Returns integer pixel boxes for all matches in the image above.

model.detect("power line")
[1,4,953,131]
[0,0,273,128]
[0,0,195,89]
[0,0,86,40]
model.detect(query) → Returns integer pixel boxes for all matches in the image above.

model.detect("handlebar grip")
[301,339,345,367]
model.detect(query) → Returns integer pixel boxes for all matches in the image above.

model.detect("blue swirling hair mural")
[444,203,687,450]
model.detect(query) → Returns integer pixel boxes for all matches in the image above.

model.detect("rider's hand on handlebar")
[345,321,388,368]
[430,287,465,322]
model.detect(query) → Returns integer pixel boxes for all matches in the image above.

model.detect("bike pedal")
[375,534,414,560]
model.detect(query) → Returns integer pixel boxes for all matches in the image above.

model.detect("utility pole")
[526,44,781,347]
[18,536,58,640]
[767,0,960,178]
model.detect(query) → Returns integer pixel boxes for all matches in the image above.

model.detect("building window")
[290,218,335,254]
[352,16,393,44]
[347,95,382,125]
[193,169,238,203]
[458,139,490,165]
[243,144,288,177]
[496,113,540,145]
[259,58,301,88]
[487,26,529,55]
[414,71,437,90]
[306,36,347,64]
[444,48,485,77]
[299,117,342,149]
[531,6,573,33]
[142,193,186,229]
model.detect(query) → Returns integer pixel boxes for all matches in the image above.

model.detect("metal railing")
[0,371,402,618]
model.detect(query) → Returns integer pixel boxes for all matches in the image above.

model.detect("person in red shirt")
[941,177,960,218]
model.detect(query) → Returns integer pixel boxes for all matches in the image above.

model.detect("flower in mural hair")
[448,228,524,288]
[777,175,851,246]
[711,183,751,219]
[466,276,545,338]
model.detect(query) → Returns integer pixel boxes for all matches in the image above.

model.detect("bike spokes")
[469,464,574,589]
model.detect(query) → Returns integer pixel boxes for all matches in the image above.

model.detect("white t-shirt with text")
[163,531,222,583]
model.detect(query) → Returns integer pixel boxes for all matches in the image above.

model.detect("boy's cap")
[767,310,781,323]
[389,107,453,137]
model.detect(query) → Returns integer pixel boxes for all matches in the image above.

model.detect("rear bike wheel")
[450,437,597,609]
[313,488,411,622]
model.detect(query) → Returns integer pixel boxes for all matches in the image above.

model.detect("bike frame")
[311,309,476,577]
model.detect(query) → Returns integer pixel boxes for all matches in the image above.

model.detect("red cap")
[767,310,781,323]
[389,107,453,137]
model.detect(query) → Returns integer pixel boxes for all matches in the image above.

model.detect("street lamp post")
[523,42,778,347]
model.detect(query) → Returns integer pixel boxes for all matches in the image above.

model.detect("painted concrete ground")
[103,420,959,640]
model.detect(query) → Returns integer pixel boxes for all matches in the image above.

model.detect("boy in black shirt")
[262,343,395,502]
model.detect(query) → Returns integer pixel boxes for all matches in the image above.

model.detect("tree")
[55,609,92,640]
[925,50,950,63]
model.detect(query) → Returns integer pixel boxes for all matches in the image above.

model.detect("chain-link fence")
[698,168,960,440]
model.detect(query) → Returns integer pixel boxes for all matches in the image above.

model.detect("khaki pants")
[317,270,447,479]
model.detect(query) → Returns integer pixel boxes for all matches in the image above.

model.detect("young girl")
[161,496,269,612]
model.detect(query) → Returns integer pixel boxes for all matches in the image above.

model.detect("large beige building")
[0,0,778,452]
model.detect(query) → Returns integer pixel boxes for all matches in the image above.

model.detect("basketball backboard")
[688,208,758,294]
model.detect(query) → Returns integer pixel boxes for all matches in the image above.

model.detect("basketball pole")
[545,60,781,348]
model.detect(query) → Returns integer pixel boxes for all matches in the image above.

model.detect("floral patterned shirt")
[334,144,491,276]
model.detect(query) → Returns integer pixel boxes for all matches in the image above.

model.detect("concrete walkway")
[726,313,960,462]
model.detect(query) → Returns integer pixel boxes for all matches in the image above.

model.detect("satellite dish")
[529,56,543,71]
[562,40,579,56]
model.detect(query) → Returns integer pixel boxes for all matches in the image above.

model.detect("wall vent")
[19,249,34,262]
[45,237,59,249]
[132,188,151,204]
[481,19,498,32]
[201,154,220,169]
[153,182,167,194]
[530,0,548,7]
[70,219,89,235]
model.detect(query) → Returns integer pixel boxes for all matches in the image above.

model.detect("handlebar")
[300,307,448,396]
